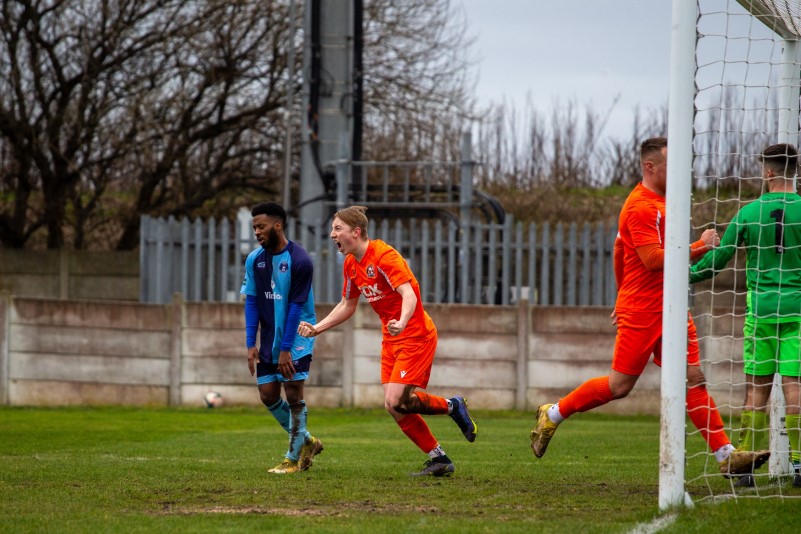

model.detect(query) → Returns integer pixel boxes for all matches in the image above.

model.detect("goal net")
[666,0,801,506]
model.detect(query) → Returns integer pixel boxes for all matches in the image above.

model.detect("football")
[203,391,223,408]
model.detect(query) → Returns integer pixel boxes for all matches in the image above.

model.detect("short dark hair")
[640,137,667,161]
[760,143,798,177]
[251,202,287,226]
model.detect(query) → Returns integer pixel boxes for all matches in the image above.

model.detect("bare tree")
[693,84,773,190]
[474,97,624,190]
[0,0,480,250]
[360,0,478,162]
[602,106,667,188]
[0,0,295,249]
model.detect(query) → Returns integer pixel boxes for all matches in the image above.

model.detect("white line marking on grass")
[628,512,677,534]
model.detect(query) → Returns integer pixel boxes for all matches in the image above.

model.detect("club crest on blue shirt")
[279,261,288,273]
[366,264,375,278]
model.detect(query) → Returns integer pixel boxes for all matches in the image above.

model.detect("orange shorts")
[380,330,438,388]
[612,310,700,376]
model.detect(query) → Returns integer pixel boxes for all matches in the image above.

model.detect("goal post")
[662,0,801,509]
[660,0,696,511]
[770,34,800,478]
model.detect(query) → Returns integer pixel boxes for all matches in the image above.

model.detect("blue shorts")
[256,354,313,385]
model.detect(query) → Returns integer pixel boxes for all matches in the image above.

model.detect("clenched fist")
[700,228,720,249]
[297,321,318,337]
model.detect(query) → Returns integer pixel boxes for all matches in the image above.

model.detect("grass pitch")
[1,406,798,533]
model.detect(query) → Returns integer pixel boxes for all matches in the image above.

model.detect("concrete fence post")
[59,249,69,299]
[169,293,184,406]
[0,292,9,405]
[516,297,530,411]
[340,305,356,407]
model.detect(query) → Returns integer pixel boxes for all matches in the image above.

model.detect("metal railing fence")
[140,214,618,307]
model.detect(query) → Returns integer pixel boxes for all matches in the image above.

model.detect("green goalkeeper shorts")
[743,319,801,377]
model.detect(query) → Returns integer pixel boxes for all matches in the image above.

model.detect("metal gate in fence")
[140,213,618,307]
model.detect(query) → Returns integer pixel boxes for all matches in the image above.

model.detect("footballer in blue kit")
[240,202,323,474]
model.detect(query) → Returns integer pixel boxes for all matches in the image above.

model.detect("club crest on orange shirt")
[366,264,375,278]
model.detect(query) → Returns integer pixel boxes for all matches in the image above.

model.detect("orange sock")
[397,414,438,453]
[686,385,730,452]
[558,376,613,418]
[413,392,449,415]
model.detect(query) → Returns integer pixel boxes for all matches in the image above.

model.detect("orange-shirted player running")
[529,137,770,478]
[297,205,477,477]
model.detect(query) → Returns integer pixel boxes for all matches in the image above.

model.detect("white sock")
[547,403,565,425]
[714,443,736,463]
[428,445,446,459]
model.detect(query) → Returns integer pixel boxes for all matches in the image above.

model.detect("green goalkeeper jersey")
[690,191,801,322]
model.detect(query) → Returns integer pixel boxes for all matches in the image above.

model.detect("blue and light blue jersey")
[240,241,316,364]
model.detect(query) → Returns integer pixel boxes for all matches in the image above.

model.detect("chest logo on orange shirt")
[359,283,385,302]
[366,264,375,278]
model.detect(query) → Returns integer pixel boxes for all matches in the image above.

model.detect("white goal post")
[661,0,801,510]
[661,0,696,511]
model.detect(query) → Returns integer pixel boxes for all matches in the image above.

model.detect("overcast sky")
[455,0,674,140]
[454,1,769,141]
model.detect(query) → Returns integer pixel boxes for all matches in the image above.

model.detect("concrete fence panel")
[0,295,745,416]
[0,250,138,301]
[6,298,172,406]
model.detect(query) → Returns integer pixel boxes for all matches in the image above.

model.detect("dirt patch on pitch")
[156,500,440,517]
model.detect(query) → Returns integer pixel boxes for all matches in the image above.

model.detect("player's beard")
[263,228,280,251]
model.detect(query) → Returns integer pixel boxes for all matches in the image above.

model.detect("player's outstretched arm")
[298,296,358,337]
[690,223,738,284]
[693,228,720,256]
[635,228,721,273]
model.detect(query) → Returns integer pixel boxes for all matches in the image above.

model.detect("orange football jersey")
[342,240,435,340]
[616,183,665,312]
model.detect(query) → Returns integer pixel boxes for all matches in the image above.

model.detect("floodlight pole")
[283,0,296,209]
[660,0,696,511]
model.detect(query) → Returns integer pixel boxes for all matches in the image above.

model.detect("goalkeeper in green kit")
[690,143,801,488]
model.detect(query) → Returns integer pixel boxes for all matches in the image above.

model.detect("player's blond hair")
[333,205,369,239]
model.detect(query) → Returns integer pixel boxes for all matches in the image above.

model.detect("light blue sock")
[267,398,313,460]
[267,398,291,433]
[287,400,308,462]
